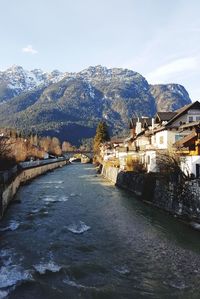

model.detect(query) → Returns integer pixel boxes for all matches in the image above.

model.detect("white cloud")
[22,45,38,55]
[146,57,198,83]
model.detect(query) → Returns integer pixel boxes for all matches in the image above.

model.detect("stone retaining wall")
[0,160,67,218]
[101,164,200,223]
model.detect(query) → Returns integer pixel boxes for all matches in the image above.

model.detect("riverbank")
[101,164,200,227]
[0,159,67,218]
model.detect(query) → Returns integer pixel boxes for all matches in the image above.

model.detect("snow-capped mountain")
[0,65,192,145]
[78,65,141,81]
[0,65,70,100]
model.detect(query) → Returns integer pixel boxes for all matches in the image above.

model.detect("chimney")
[152,118,155,131]
[136,119,142,135]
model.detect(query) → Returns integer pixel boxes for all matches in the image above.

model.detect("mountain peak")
[78,65,143,82]
[0,65,68,96]
[78,65,111,77]
[6,65,24,73]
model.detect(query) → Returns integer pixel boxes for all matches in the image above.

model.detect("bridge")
[63,151,93,163]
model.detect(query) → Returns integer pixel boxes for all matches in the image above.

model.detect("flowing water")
[1,164,200,298]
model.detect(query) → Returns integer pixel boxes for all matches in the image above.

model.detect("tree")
[93,121,110,153]
[156,150,189,181]
[62,141,74,152]
[49,137,62,156]
[29,134,38,146]
[39,137,52,152]
[11,138,28,162]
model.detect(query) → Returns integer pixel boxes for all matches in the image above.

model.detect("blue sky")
[0,0,200,100]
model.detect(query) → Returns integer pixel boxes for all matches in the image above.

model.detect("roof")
[110,137,125,144]
[179,121,200,130]
[129,117,152,128]
[175,102,195,114]
[152,126,166,134]
[155,112,177,122]
[166,101,200,126]
[174,131,197,148]
[136,130,145,137]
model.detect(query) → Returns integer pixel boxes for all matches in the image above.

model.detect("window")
[175,134,181,142]
[188,116,193,123]
[196,164,200,178]
[175,134,187,142]
[159,136,164,144]
[196,116,200,121]
[189,144,195,151]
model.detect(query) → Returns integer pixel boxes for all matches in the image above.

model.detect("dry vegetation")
[125,155,146,172]
[0,128,68,170]
[104,158,120,168]
[156,150,189,180]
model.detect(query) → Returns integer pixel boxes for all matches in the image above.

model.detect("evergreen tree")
[93,121,110,153]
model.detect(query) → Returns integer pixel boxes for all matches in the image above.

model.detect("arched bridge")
[63,151,93,163]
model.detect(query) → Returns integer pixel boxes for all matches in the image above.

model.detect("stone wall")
[0,160,67,218]
[101,164,119,183]
[101,164,200,223]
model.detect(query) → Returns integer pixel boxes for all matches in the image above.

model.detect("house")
[174,126,200,155]
[174,125,200,178]
[99,101,200,176]
[151,101,200,150]
[134,101,200,177]
[129,117,152,138]
[166,101,200,127]
[110,137,126,149]
[99,142,114,161]
[155,112,177,125]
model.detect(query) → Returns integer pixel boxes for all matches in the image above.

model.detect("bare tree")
[62,141,74,152]
[156,150,189,181]
[39,137,52,152]
[49,137,62,156]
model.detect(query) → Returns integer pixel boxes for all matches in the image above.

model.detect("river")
[1,163,200,299]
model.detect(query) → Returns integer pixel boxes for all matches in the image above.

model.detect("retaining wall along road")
[0,160,67,218]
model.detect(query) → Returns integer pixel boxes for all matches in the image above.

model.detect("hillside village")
[100,101,200,179]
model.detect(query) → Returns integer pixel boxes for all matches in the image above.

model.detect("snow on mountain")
[0,65,192,115]
[0,64,144,96]
[0,65,144,102]
[78,65,141,82]
[0,64,192,145]
[0,65,68,96]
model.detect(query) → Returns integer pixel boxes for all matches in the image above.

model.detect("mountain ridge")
[0,65,192,145]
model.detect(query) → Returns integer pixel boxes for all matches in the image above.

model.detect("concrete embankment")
[101,164,200,225]
[0,160,67,218]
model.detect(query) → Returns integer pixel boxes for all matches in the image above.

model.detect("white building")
[132,101,200,177]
